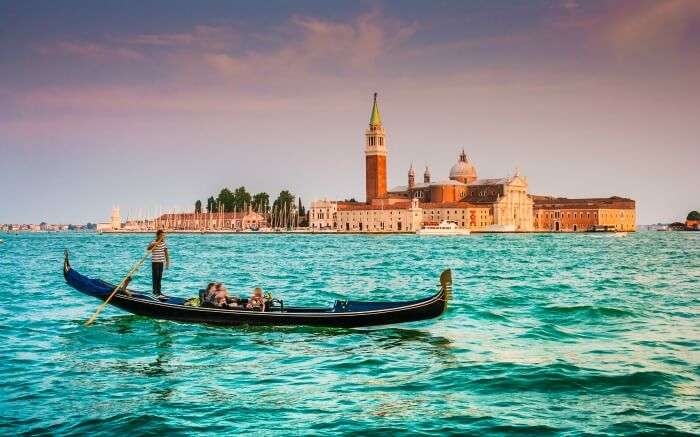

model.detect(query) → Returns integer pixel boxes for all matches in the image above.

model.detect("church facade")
[309,94,635,233]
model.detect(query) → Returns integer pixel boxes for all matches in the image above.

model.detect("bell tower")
[365,92,387,203]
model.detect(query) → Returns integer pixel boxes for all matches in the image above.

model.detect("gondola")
[63,252,452,328]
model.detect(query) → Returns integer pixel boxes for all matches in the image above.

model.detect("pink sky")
[1,1,699,224]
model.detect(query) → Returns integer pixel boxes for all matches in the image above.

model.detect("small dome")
[449,149,477,183]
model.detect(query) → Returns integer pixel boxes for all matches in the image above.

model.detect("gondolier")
[147,230,170,297]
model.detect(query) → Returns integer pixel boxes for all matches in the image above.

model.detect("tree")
[297,197,306,217]
[688,210,700,221]
[195,200,202,213]
[206,196,216,213]
[273,190,295,214]
[272,190,295,228]
[233,186,252,211]
[252,192,270,213]
[298,197,308,227]
[217,188,235,212]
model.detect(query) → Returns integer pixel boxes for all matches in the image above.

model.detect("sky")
[1,0,698,224]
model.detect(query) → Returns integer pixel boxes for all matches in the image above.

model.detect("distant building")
[532,196,636,232]
[97,206,122,231]
[335,198,423,232]
[111,207,121,229]
[310,93,540,232]
[154,211,266,231]
[309,200,337,230]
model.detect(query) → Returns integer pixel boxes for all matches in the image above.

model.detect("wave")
[438,363,683,396]
[518,323,592,341]
[539,304,635,321]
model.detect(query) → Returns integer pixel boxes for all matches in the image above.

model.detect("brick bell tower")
[365,92,387,203]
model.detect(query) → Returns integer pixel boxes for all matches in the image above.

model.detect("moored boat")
[63,252,452,328]
[417,220,470,236]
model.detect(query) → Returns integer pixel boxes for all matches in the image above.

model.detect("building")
[310,93,535,232]
[307,93,636,233]
[97,207,122,231]
[152,211,266,231]
[309,200,337,230]
[335,198,423,232]
[532,196,636,232]
[365,92,388,204]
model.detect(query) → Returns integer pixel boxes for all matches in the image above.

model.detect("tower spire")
[370,92,382,126]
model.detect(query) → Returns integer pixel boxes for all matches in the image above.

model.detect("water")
[0,232,698,435]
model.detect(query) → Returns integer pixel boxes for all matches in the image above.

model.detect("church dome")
[449,149,477,183]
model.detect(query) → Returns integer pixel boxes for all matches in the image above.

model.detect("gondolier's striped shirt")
[151,242,167,263]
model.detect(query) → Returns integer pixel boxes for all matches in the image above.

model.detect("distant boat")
[417,221,470,236]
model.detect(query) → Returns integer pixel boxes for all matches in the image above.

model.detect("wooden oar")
[84,246,155,326]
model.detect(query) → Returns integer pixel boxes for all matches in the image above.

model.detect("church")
[310,94,635,233]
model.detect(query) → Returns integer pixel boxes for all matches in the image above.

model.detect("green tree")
[252,192,270,213]
[273,190,295,214]
[195,200,202,213]
[687,210,700,221]
[217,188,235,212]
[233,186,252,211]
[206,196,216,213]
[298,197,308,227]
[272,190,295,228]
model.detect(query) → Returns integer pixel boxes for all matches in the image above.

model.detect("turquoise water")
[1,232,699,435]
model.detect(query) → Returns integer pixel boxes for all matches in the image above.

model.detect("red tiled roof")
[337,201,412,211]
[420,201,485,209]
[532,195,635,210]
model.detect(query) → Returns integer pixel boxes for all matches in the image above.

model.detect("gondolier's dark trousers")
[152,262,164,295]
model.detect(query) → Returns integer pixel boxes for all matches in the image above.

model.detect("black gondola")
[63,252,452,328]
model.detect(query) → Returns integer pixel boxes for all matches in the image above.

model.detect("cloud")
[200,9,419,79]
[606,0,700,54]
[118,25,238,51]
[37,41,144,61]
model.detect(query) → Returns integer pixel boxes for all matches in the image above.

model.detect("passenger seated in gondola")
[246,287,265,311]
[203,282,240,308]
[217,283,241,308]
[202,282,218,307]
